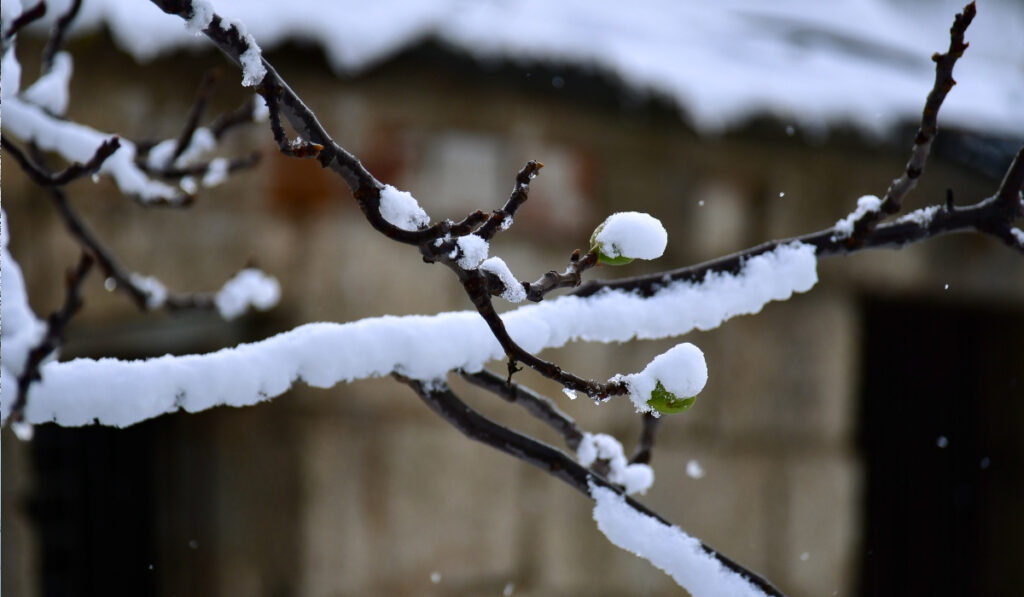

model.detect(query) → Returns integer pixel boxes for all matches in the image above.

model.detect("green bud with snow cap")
[589,212,667,266]
[646,381,697,414]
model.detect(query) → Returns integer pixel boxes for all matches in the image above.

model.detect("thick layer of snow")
[591,484,767,596]
[577,433,654,495]
[613,343,707,414]
[6,242,816,427]
[22,52,73,115]
[593,212,668,261]
[379,184,430,231]
[26,0,1024,137]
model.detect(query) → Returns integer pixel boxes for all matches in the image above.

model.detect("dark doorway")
[858,298,1024,595]
[30,421,159,597]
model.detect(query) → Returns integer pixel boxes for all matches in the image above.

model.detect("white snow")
[455,234,489,269]
[129,274,169,310]
[3,96,180,201]
[893,204,941,228]
[1,46,22,101]
[214,268,282,320]
[22,51,73,115]
[832,194,882,240]
[577,433,654,495]
[6,242,815,426]
[22,0,1024,138]
[202,157,230,187]
[252,94,270,122]
[613,343,707,414]
[238,34,266,86]
[480,257,526,303]
[593,212,668,261]
[379,184,430,231]
[590,484,768,596]
[185,0,215,34]
[1009,227,1024,248]
[0,209,48,420]
[686,459,705,479]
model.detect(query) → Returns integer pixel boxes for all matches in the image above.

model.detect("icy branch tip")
[613,343,707,415]
[591,212,667,265]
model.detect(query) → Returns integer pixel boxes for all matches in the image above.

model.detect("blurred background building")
[3,1,1023,595]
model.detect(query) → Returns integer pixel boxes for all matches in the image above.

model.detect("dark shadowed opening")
[858,298,1024,596]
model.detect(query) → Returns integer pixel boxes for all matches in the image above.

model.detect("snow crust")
[590,484,768,596]
[614,343,707,414]
[594,212,667,260]
[577,433,654,495]
[214,268,282,320]
[379,184,430,231]
[23,0,1024,138]
[6,242,816,427]
[185,0,215,34]
[480,257,526,303]
[832,194,881,239]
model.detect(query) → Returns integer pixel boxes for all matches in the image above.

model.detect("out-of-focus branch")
[170,68,220,164]
[9,253,93,424]
[2,134,120,186]
[41,0,82,73]
[399,375,787,597]
[2,1,46,42]
[629,413,661,465]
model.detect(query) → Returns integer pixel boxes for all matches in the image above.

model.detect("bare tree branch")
[460,368,584,450]
[2,1,46,42]
[630,413,661,465]
[40,0,82,73]
[9,252,94,424]
[398,375,787,597]
[2,134,120,186]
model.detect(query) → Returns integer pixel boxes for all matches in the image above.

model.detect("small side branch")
[399,376,787,597]
[460,368,584,450]
[475,160,543,241]
[9,253,94,424]
[849,1,976,239]
[2,1,46,42]
[41,0,83,73]
[629,413,661,465]
[2,134,120,187]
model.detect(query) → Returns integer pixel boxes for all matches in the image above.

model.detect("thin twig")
[475,160,543,241]
[9,253,94,424]
[848,1,976,240]
[2,134,120,186]
[170,68,221,165]
[3,1,46,42]
[629,413,662,465]
[41,0,83,73]
[460,368,584,450]
[399,376,787,597]
[524,248,599,302]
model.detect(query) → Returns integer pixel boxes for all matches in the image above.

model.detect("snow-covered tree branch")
[2,1,1021,595]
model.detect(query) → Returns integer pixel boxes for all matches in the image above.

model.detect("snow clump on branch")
[577,433,654,495]
[379,184,431,231]
[214,268,281,320]
[591,211,668,264]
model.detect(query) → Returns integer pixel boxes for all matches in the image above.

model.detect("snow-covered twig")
[9,253,93,424]
[400,376,784,597]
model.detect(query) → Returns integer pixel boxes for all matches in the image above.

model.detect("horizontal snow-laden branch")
[10,243,816,427]
[591,484,768,597]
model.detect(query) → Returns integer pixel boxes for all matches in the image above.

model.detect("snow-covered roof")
[32,0,1024,136]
